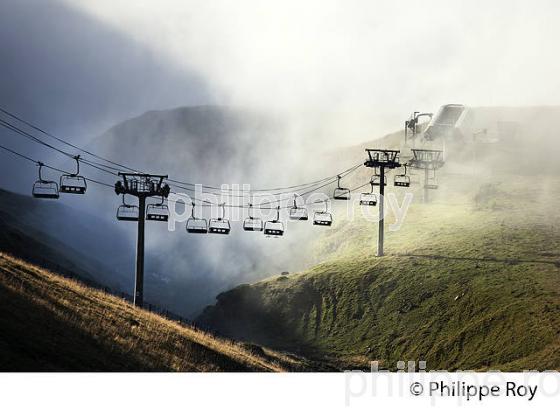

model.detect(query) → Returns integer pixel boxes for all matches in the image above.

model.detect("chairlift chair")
[333,175,351,200]
[186,203,208,234]
[59,156,87,194]
[264,206,284,237]
[116,195,139,221]
[146,196,169,222]
[243,204,264,232]
[371,175,387,186]
[289,194,309,220]
[32,162,59,199]
[313,201,333,226]
[208,203,231,234]
[370,168,387,187]
[408,168,420,185]
[394,164,411,188]
[359,182,377,206]
[426,170,439,190]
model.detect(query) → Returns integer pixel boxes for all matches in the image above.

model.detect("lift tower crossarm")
[408,149,444,169]
[364,149,401,169]
[114,172,170,308]
[408,149,445,203]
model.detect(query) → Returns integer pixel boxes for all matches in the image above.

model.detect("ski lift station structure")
[423,104,474,143]
[405,111,433,143]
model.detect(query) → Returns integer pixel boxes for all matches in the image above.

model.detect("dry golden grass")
[0,252,305,372]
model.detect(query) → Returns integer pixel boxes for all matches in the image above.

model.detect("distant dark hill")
[0,188,131,291]
[90,105,307,186]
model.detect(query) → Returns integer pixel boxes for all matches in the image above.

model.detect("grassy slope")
[0,252,311,371]
[199,174,560,371]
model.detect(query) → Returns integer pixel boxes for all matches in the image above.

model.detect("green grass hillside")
[0,252,312,371]
[198,173,560,371]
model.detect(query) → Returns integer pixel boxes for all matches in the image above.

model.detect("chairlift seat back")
[209,218,231,234]
[186,217,208,234]
[264,221,284,236]
[359,193,377,206]
[147,214,168,222]
[289,207,309,220]
[394,175,411,188]
[32,181,60,199]
[313,211,333,226]
[333,188,351,200]
[60,175,87,194]
[146,204,169,222]
[116,204,139,221]
[371,176,387,186]
[426,175,438,190]
[243,217,264,232]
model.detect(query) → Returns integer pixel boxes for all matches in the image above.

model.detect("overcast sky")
[2,0,560,189]
[0,0,210,191]
[69,0,560,140]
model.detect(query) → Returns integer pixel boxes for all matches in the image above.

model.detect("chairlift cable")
[0,120,123,179]
[0,107,364,194]
[1,117,363,202]
[0,142,37,163]
[0,121,128,186]
[164,178,371,210]
[1,115,362,195]
[164,162,362,195]
[0,143,115,188]
[167,172,342,200]
[167,174,342,209]
[1,143,377,228]
[0,119,75,159]
[0,107,139,172]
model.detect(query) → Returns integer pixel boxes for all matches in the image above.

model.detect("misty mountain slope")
[198,174,560,371]
[86,105,336,317]
[0,252,311,371]
[91,105,302,183]
[0,188,131,291]
[80,104,560,318]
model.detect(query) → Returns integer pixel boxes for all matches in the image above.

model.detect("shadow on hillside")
[0,282,159,371]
